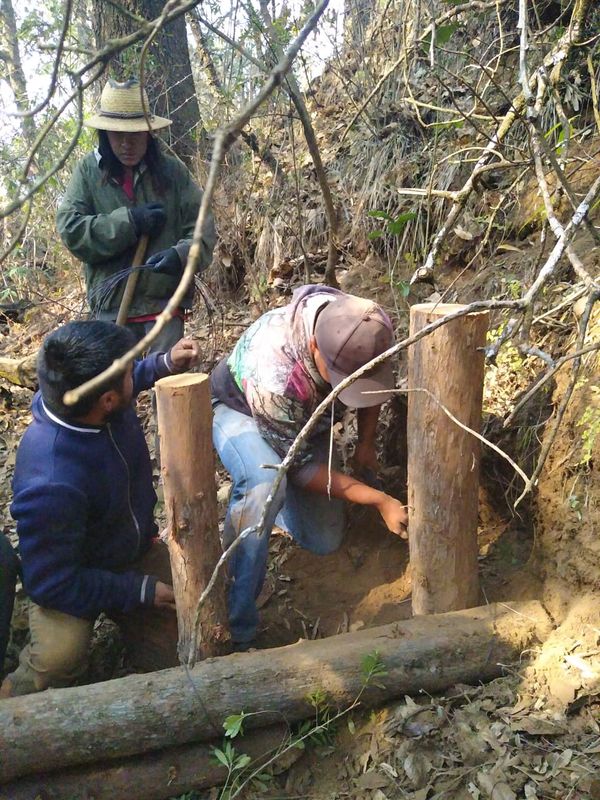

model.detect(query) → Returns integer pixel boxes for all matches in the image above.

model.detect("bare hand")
[154,581,176,609]
[376,495,408,539]
[168,338,200,372]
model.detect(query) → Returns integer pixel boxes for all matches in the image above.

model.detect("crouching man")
[211,284,408,650]
[0,320,199,697]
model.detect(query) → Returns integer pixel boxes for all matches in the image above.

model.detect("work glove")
[147,247,183,277]
[129,202,166,236]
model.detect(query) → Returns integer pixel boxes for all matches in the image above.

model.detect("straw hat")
[86,78,172,132]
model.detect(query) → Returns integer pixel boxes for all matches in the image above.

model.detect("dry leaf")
[477,772,517,800]
[356,770,389,790]
[510,716,568,736]
[403,752,432,787]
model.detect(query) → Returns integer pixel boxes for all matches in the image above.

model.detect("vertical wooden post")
[407,303,489,615]
[155,373,229,663]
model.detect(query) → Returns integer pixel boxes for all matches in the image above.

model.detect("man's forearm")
[303,463,386,508]
[357,404,381,445]
[302,463,408,536]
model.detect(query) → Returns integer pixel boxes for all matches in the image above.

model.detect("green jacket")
[56,151,216,319]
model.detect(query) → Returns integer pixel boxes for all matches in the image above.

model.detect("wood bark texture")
[0,601,551,783]
[408,303,489,615]
[0,353,37,390]
[155,373,230,664]
[2,725,293,800]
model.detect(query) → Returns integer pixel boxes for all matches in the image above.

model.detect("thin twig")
[514,289,600,507]
[366,386,530,486]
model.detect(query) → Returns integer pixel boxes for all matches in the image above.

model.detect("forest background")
[1,0,600,798]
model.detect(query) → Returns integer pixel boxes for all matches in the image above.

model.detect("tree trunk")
[0,0,36,142]
[155,373,229,664]
[257,0,340,287]
[91,0,207,165]
[0,600,551,783]
[2,725,293,800]
[188,11,282,176]
[407,303,489,615]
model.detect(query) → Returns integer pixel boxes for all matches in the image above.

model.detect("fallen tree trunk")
[0,353,37,390]
[0,601,552,783]
[2,724,294,800]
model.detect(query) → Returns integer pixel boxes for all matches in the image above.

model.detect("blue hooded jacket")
[11,353,171,620]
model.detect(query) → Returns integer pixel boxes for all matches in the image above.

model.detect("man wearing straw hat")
[57,78,216,352]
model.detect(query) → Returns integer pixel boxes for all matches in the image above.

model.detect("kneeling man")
[0,320,198,696]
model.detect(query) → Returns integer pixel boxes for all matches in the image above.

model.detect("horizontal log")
[0,601,552,784]
[1,725,293,800]
[0,353,37,390]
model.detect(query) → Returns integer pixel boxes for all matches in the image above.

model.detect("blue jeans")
[0,533,20,674]
[213,403,346,643]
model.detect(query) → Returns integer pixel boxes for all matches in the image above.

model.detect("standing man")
[0,321,199,697]
[211,285,408,650]
[57,78,216,353]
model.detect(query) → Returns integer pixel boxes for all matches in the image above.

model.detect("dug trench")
[113,388,541,672]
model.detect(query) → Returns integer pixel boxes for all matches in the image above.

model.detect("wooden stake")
[115,234,149,326]
[408,303,489,615]
[155,373,229,663]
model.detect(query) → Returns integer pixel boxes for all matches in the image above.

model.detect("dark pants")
[0,533,20,673]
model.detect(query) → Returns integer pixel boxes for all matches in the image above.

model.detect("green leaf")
[224,712,246,738]
[388,211,417,235]
[234,754,252,770]
[396,281,411,298]
[422,22,459,51]
[347,718,356,734]
[367,210,393,220]
[212,747,231,768]
[368,230,384,240]
[361,650,388,687]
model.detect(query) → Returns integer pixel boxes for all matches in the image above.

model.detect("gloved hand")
[129,202,166,236]
[147,247,183,277]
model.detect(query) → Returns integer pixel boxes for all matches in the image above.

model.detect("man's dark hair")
[97,130,168,194]
[38,321,136,419]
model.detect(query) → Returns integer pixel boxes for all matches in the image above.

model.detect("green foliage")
[212,740,252,772]
[568,493,583,521]
[368,210,417,240]
[361,650,388,689]
[486,326,525,373]
[223,712,247,739]
[421,23,460,52]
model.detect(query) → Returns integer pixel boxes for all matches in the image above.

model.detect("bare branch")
[10,0,72,121]
[514,289,600,507]
[0,78,90,219]
[339,0,513,146]
[409,0,594,285]
[505,340,600,429]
